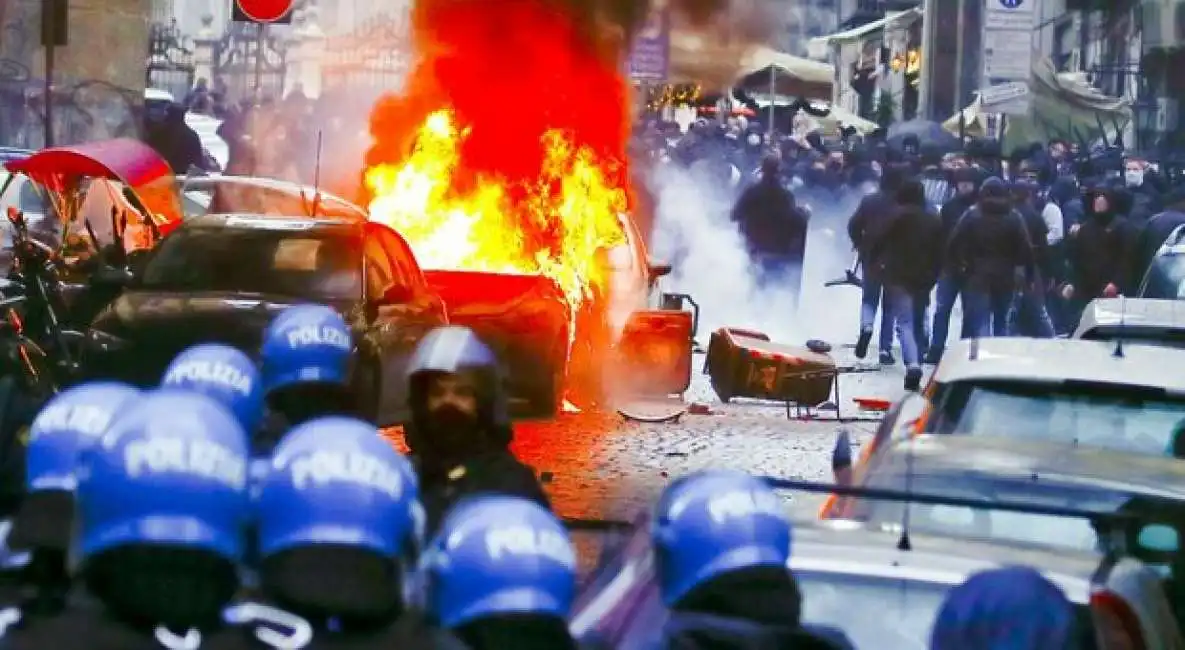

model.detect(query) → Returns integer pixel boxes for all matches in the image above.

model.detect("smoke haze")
[647,164,864,346]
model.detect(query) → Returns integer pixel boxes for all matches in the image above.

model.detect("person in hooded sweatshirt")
[849,163,911,364]
[650,470,853,650]
[205,416,466,649]
[256,305,360,457]
[0,391,250,649]
[422,495,587,650]
[404,326,549,534]
[926,167,980,363]
[866,179,942,391]
[730,156,809,312]
[929,566,1079,650]
[1062,186,1139,325]
[947,177,1035,337]
[0,383,140,616]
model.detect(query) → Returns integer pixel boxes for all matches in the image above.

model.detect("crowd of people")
[634,113,1185,391]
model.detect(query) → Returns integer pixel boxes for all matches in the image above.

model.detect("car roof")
[1075,297,1185,335]
[792,518,1096,602]
[874,434,1185,499]
[933,336,1185,392]
[181,213,364,234]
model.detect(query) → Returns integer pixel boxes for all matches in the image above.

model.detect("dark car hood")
[90,290,353,350]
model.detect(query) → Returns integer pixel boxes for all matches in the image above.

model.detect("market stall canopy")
[733,47,833,100]
[942,58,1131,152]
[667,32,833,99]
[807,7,923,54]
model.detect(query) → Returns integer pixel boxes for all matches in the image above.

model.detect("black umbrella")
[886,119,960,153]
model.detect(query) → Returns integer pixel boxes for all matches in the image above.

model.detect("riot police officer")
[404,326,549,533]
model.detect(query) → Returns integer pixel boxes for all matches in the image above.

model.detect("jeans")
[1007,275,1055,338]
[884,284,921,369]
[963,286,1015,337]
[928,273,963,357]
[913,290,931,353]
[859,277,894,352]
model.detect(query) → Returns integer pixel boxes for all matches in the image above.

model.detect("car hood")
[91,290,350,341]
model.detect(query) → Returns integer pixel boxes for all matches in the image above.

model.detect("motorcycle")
[5,207,81,385]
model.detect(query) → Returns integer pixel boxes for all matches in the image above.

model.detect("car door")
[365,223,447,426]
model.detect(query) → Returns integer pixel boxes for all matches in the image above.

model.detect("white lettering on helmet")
[285,325,351,351]
[30,403,115,441]
[288,450,402,499]
[706,490,785,525]
[123,437,247,491]
[163,360,254,396]
[484,526,575,569]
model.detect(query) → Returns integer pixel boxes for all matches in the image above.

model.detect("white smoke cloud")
[646,163,865,347]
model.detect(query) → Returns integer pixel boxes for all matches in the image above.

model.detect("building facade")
[0,0,154,147]
[772,0,842,57]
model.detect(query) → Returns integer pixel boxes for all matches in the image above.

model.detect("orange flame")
[364,108,627,310]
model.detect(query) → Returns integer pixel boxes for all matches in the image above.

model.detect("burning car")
[365,110,696,417]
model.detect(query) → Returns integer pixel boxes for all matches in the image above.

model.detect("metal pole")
[43,0,56,147]
[253,23,266,101]
[768,65,776,137]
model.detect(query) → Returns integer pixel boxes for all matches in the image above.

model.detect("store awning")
[808,7,923,48]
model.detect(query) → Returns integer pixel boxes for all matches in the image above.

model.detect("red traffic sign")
[234,0,294,23]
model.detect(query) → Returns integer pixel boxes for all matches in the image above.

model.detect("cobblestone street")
[511,350,910,522]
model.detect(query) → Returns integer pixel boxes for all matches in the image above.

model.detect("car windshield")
[1142,253,1185,299]
[1079,327,1185,349]
[855,473,1129,553]
[929,380,1185,456]
[796,570,948,649]
[139,228,361,299]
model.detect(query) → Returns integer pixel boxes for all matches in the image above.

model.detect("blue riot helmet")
[422,496,576,630]
[652,470,792,606]
[75,390,250,628]
[161,343,264,434]
[260,304,353,395]
[9,382,140,552]
[255,416,423,618]
[404,325,510,457]
[260,304,356,426]
[931,566,1076,650]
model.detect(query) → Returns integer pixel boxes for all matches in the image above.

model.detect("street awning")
[808,7,923,48]
[941,58,1131,151]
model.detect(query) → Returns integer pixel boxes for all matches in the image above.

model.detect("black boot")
[904,367,923,391]
[855,329,872,359]
[879,350,896,365]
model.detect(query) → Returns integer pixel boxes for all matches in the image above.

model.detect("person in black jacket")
[731,156,809,312]
[926,167,980,363]
[848,163,911,363]
[1007,180,1056,338]
[403,326,550,535]
[1131,187,1185,292]
[947,177,1035,338]
[867,179,942,391]
[1062,187,1139,324]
